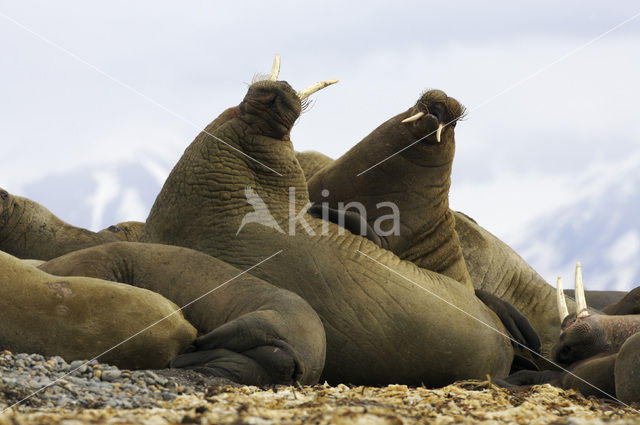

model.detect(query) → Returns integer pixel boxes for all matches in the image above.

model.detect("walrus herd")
[1,56,639,402]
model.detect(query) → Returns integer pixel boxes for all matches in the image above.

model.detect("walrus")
[141,59,513,386]
[0,249,196,369]
[499,265,640,401]
[0,187,120,260]
[38,242,326,386]
[306,91,473,289]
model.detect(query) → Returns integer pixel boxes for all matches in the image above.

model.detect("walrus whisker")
[401,111,425,123]
[557,276,569,321]
[269,54,281,81]
[575,262,590,318]
[297,79,339,100]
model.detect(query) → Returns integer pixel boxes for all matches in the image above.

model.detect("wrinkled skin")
[0,188,120,260]
[39,242,325,386]
[307,91,472,289]
[98,221,145,242]
[0,250,196,369]
[142,80,513,386]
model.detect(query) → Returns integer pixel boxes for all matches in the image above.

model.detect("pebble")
[0,350,198,410]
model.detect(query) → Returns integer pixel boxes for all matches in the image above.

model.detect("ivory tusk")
[401,111,425,123]
[269,54,281,81]
[297,79,339,100]
[557,276,569,321]
[436,123,444,143]
[575,262,589,318]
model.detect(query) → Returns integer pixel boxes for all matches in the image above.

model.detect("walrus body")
[0,188,119,260]
[0,250,196,369]
[38,242,326,386]
[141,77,513,386]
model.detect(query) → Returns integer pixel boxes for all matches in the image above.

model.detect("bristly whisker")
[252,72,270,84]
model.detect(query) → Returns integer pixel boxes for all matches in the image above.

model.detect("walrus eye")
[0,190,8,200]
[108,225,122,233]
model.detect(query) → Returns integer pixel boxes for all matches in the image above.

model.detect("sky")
[1,1,639,244]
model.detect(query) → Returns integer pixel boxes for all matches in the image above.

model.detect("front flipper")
[170,311,302,386]
[475,289,541,354]
[307,204,387,248]
[494,370,563,388]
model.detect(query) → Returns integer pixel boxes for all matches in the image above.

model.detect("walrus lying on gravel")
[0,187,131,260]
[0,249,196,369]
[141,59,514,386]
[499,265,640,402]
[38,242,326,386]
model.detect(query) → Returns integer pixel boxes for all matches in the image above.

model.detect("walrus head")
[401,89,466,145]
[553,263,640,365]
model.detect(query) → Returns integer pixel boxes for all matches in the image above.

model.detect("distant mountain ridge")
[511,152,640,292]
[19,155,171,232]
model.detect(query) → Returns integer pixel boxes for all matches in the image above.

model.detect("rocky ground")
[1,351,639,425]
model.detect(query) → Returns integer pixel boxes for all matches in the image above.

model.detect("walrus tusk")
[269,54,281,81]
[401,111,425,123]
[575,262,590,318]
[436,123,444,143]
[556,276,569,321]
[297,79,339,100]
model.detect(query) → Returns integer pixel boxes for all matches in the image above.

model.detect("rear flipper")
[170,311,303,386]
[475,289,541,354]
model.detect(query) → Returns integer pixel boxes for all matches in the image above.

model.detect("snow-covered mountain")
[511,152,640,292]
[18,155,172,232]
[11,150,640,292]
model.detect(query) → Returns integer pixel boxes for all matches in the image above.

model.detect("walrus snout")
[401,90,466,143]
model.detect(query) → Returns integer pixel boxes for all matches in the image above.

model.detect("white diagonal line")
[357,249,637,410]
[1,250,283,412]
[0,10,282,177]
[357,10,640,176]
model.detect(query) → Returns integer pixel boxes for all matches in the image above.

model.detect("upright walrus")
[306,91,472,288]
[141,59,513,386]
[0,250,196,369]
[38,242,326,386]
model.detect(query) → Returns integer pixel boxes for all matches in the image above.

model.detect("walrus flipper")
[475,289,541,354]
[494,369,563,388]
[171,311,301,386]
[307,204,386,248]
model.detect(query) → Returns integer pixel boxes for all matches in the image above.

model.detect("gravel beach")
[1,351,639,424]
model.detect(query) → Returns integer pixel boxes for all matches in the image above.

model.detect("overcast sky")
[1,1,639,242]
